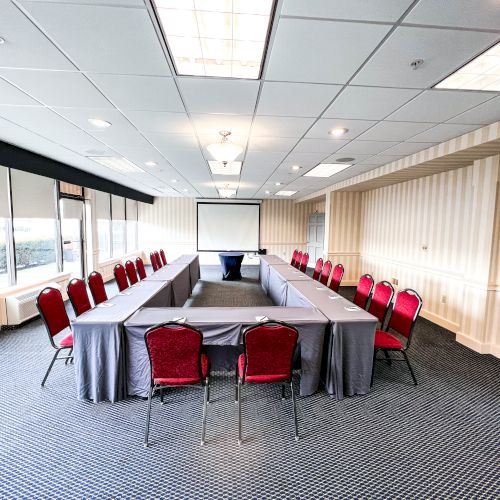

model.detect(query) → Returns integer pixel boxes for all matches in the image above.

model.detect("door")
[60,198,85,279]
[307,213,325,265]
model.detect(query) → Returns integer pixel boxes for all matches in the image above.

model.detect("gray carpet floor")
[0,265,499,499]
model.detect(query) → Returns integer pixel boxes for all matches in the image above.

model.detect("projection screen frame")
[196,201,261,252]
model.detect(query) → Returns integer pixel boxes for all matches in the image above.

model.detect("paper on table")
[344,306,360,311]
[119,291,133,296]
[328,295,341,300]
[256,316,269,322]
[173,317,186,323]
[316,286,326,290]
[96,302,115,308]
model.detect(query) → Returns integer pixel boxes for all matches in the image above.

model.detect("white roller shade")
[60,198,83,220]
[95,191,110,220]
[126,199,137,221]
[112,195,125,221]
[0,166,9,218]
[11,169,56,219]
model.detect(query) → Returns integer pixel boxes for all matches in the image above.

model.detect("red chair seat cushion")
[374,330,403,350]
[237,354,289,383]
[59,332,73,348]
[154,353,209,386]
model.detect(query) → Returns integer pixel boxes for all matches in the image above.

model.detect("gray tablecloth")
[145,263,191,306]
[170,254,200,292]
[285,279,377,399]
[259,256,288,295]
[124,306,328,398]
[268,264,311,306]
[71,281,171,403]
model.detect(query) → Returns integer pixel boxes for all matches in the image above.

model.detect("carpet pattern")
[0,265,499,499]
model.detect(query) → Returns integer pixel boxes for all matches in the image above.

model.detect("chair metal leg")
[42,349,60,387]
[160,388,165,404]
[370,350,378,387]
[237,379,242,445]
[235,369,238,403]
[402,351,418,385]
[382,349,392,365]
[201,380,209,445]
[144,387,153,447]
[207,380,210,404]
[65,347,73,365]
[290,380,299,441]
[281,383,285,400]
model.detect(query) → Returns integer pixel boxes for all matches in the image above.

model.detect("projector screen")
[197,202,260,252]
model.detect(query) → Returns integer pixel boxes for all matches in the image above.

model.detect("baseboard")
[420,308,460,333]
[455,332,500,358]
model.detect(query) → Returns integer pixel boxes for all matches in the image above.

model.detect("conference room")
[0,0,499,498]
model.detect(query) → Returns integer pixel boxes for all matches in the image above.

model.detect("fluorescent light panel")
[275,190,297,196]
[153,0,274,79]
[304,163,351,178]
[208,161,242,175]
[436,41,500,91]
[218,188,237,197]
[89,157,145,174]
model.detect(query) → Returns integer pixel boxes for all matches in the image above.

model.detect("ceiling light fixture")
[89,157,145,174]
[88,118,112,128]
[145,161,158,167]
[172,179,178,183]
[275,190,297,197]
[207,131,243,165]
[265,190,270,194]
[208,160,242,176]
[0,37,5,45]
[291,165,301,171]
[275,182,282,186]
[218,183,237,198]
[304,163,351,178]
[329,127,349,137]
[435,41,500,91]
[152,0,275,79]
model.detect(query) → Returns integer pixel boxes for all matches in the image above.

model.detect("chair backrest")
[159,249,167,266]
[154,251,162,268]
[312,258,323,281]
[368,281,395,325]
[135,257,147,280]
[319,260,332,285]
[294,251,303,269]
[145,322,204,383]
[114,264,129,291]
[299,252,309,272]
[88,271,107,305]
[36,287,71,344]
[387,289,423,344]
[150,252,159,272]
[67,278,92,317]
[242,321,298,381]
[125,260,138,285]
[329,263,344,292]
[353,274,374,309]
[291,249,298,266]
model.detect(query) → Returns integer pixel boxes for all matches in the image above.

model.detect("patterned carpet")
[0,265,499,499]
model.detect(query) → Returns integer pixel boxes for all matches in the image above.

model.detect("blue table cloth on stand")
[218,252,245,280]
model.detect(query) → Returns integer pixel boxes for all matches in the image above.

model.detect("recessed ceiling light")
[265,190,270,194]
[304,163,351,178]
[291,165,301,171]
[0,37,5,45]
[153,0,275,79]
[208,160,242,176]
[218,188,237,198]
[145,161,157,167]
[89,157,145,173]
[183,188,188,192]
[329,127,349,137]
[275,182,282,186]
[172,179,178,183]
[275,190,297,197]
[88,118,112,128]
[435,41,500,91]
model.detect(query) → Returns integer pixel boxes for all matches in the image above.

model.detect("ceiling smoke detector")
[410,59,424,70]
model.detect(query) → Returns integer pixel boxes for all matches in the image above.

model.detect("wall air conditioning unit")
[5,282,62,326]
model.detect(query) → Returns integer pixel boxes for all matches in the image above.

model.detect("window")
[0,166,9,289]
[111,195,126,258]
[126,199,138,253]
[95,191,111,261]
[11,170,58,285]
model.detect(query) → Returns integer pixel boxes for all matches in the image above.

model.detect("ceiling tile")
[405,0,500,31]
[387,89,494,122]
[265,18,391,84]
[21,2,171,75]
[124,110,193,134]
[0,78,39,106]
[88,74,184,112]
[191,114,253,137]
[282,0,414,22]
[280,151,329,169]
[146,132,200,152]
[257,82,342,117]
[244,151,288,169]
[381,142,437,156]
[336,140,399,155]
[324,86,420,120]
[252,116,316,138]
[447,96,500,125]
[179,78,259,115]
[247,136,299,152]
[357,120,435,141]
[353,26,499,88]
[292,138,348,154]
[306,118,377,140]
[53,106,130,130]
[0,69,113,108]
[406,123,483,143]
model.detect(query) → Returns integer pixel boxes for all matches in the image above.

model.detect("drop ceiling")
[0,0,498,199]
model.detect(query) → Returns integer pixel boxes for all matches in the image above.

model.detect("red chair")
[36,287,74,387]
[294,251,303,269]
[312,258,323,281]
[88,271,107,305]
[367,281,395,326]
[319,260,332,286]
[159,249,167,266]
[150,252,159,272]
[67,278,92,317]
[329,264,344,292]
[353,274,374,309]
[135,257,147,280]
[372,289,423,386]
[290,249,298,266]
[114,263,129,291]
[144,322,210,447]
[125,260,139,285]
[154,251,162,269]
[236,320,299,443]
[299,252,309,272]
